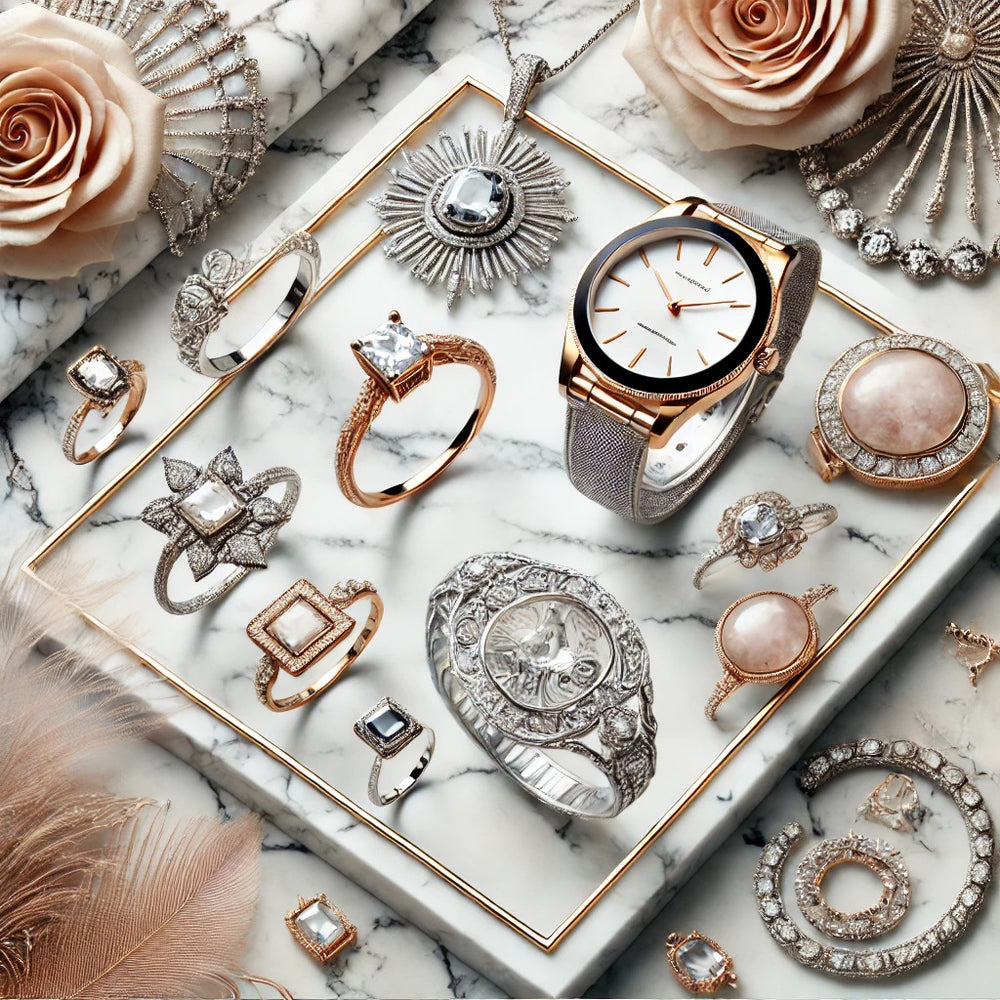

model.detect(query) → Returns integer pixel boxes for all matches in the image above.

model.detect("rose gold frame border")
[21,75,998,953]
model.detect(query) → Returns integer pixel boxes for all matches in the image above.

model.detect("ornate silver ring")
[170,230,320,378]
[141,446,300,615]
[426,552,656,819]
[693,491,837,589]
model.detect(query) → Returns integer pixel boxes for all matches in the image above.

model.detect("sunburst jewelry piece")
[800,0,1000,281]
[371,1,636,306]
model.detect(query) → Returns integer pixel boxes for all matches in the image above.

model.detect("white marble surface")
[0,0,433,403]
[2,0,1000,995]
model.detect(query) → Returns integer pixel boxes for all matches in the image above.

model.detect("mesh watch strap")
[564,204,821,524]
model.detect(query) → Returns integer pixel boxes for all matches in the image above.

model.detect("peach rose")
[625,0,911,150]
[0,5,165,280]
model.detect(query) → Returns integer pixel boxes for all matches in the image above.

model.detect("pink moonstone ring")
[809,332,999,490]
[706,584,837,721]
[692,490,838,590]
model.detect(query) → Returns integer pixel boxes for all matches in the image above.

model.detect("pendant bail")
[504,53,550,122]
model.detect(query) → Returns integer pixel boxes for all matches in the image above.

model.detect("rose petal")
[0,219,120,278]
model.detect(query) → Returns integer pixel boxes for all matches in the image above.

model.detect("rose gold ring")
[62,346,147,465]
[248,578,383,712]
[706,584,837,721]
[944,622,1000,687]
[335,311,496,508]
[285,893,357,964]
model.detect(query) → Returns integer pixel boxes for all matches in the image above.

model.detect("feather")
[0,547,268,996]
[22,808,262,999]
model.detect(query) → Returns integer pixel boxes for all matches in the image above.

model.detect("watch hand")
[652,266,681,315]
[672,299,739,309]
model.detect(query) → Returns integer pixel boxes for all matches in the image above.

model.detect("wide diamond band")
[426,552,656,819]
[170,230,320,379]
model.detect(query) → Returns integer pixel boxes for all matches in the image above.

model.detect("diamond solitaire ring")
[248,579,383,712]
[141,446,300,615]
[693,491,837,589]
[170,230,320,378]
[62,346,147,465]
[335,311,496,508]
[665,930,738,994]
[353,697,436,807]
[809,332,999,489]
[427,552,656,819]
[285,893,357,964]
[706,585,837,721]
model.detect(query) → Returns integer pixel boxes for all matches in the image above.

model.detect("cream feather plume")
[0,550,274,997]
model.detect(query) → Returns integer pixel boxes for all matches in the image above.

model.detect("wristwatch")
[559,198,822,524]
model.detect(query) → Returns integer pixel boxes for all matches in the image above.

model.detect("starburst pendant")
[371,120,576,307]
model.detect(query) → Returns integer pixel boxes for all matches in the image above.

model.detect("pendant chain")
[489,0,637,81]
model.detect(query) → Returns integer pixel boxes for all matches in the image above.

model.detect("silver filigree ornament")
[35,0,267,254]
[799,0,1000,281]
[371,52,577,307]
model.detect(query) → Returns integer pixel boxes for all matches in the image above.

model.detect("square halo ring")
[247,579,356,676]
[285,892,358,964]
[354,696,423,758]
[67,346,129,406]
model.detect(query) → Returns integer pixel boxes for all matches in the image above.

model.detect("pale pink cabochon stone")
[840,348,967,457]
[719,593,809,675]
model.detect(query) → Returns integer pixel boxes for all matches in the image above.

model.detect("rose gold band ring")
[248,578,383,712]
[62,346,147,465]
[335,311,496,508]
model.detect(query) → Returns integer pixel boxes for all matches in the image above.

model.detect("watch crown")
[753,346,780,375]
[807,427,844,483]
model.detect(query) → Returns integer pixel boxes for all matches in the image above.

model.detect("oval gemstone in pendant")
[438,167,508,230]
[840,348,967,457]
[719,593,809,675]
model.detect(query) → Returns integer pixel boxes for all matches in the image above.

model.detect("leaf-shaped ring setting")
[692,490,838,590]
[141,446,300,615]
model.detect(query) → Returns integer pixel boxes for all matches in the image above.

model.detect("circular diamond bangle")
[693,491,837,589]
[248,579,383,712]
[353,697,436,806]
[809,332,997,489]
[755,738,994,978]
[141,446,300,615]
[427,551,657,819]
[62,346,147,465]
[170,230,320,379]
[335,311,496,508]
[795,831,911,941]
[706,585,837,721]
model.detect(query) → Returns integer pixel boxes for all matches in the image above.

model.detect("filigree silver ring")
[426,551,656,819]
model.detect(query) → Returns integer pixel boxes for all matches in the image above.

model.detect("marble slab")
[0,0,433,404]
[22,55,1000,997]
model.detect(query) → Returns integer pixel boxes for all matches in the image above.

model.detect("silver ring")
[353,697,435,806]
[170,230,320,378]
[693,490,837,589]
[426,551,656,819]
[141,446,300,615]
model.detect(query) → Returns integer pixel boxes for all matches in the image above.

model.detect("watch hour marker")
[675,239,683,261]
[609,273,630,287]
[602,329,627,344]
[595,306,620,312]
[717,330,737,342]
[628,347,646,369]
[703,244,719,266]
[666,355,673,377]
[639,248,650,268]
[721,270,744,284]
[697,349,708,366]
[730,303,751,309]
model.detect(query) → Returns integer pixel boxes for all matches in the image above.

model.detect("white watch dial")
[589,231,758,381]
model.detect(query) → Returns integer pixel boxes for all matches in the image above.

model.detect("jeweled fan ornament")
[371,0,637,306]
[36,0,267,254]
[800,0,1000,281]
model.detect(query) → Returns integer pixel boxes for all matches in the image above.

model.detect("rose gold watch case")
[559,197,796,449]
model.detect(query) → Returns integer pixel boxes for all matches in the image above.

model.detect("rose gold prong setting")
[285,892,358,964]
